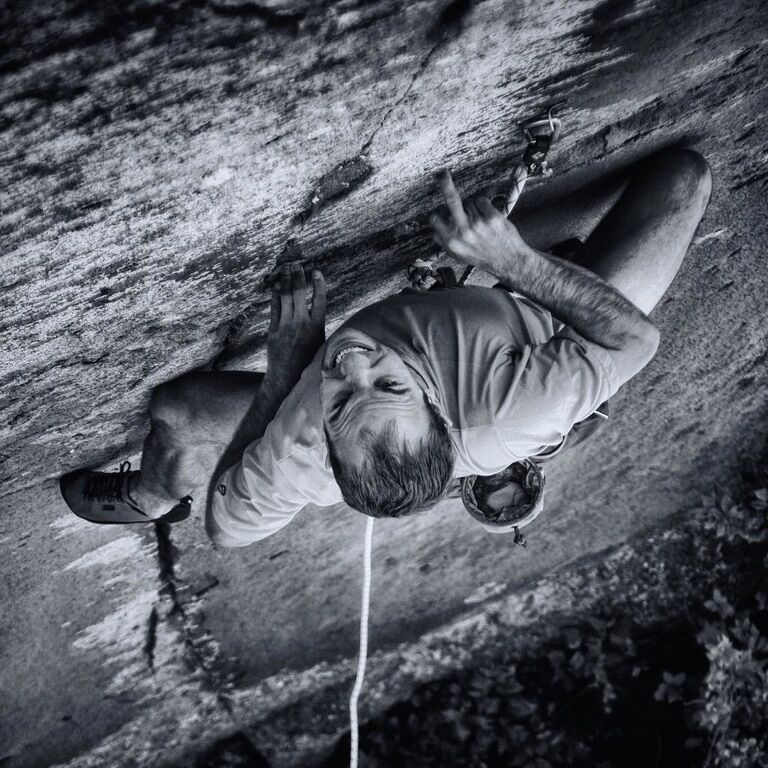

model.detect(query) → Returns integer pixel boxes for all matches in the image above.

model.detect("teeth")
[334,346,368,366]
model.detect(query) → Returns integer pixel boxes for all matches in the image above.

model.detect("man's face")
[320,328,432,467]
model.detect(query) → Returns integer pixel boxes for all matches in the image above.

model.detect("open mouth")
[333,345,371,367]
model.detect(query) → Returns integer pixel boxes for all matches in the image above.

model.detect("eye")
[331,392,352,417]
[376,378,407,394]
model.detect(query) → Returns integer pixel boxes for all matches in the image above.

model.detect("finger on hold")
[269,280,280,331]
[280,264,293,316]
[291,262,309,317]
[266,261,304,285]
[310,269,327,320]
[291,261,307,299]
[292,260,306,286]
[475,196,497,218]
[438,169,469,229]
[465,198,481,224]
[430,212,452,243]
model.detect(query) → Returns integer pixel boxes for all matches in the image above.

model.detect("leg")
[130,371,264,516]
[571,148,712,314]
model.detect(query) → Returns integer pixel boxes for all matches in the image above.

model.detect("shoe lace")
[83,461,132,502]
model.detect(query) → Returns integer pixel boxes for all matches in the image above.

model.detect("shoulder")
[254,354,326,463]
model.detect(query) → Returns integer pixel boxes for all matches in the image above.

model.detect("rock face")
[1,0,767,766]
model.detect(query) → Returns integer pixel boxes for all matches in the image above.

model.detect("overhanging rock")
[1,0,767,766]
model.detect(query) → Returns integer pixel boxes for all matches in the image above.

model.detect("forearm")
[430,168,659,385]
[219,372,294,467]
[497,244,659,352]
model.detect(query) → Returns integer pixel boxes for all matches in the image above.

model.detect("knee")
[659,148,713,209]
[149,375,197,431]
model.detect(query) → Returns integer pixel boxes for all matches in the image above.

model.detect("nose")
[340,351,373,388]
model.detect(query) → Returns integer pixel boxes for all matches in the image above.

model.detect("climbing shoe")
[59,461,191,525]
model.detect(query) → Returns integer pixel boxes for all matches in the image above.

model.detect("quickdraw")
[520,103,564,177]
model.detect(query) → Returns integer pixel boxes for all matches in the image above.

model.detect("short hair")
[326,395,455,518]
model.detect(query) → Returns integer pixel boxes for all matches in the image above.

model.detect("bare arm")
[496,246,660,369]
[430,171,659,381]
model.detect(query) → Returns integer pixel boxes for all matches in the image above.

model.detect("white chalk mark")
[201,167,234,188]
[63,535,145,572]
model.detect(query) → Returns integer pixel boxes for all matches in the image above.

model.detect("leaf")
[564,627,582,649]
[719,492,734,512]
[547,650,566,667]
[569,651,585,671]
[507,698,537,718]
[685,737,703,749]
[705,589,735,618]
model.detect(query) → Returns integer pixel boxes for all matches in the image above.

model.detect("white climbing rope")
[349,515,375,768]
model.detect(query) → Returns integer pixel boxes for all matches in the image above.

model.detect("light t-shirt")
[210,286,620,544]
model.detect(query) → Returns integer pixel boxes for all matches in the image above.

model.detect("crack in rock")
[426,0,474,43]
[293,0,471,228]
[293,155,373,226]
[152,521,257,747]
[358,38,442,159]
[207,0,473,361]
[730,168,768,191]
[143,605,159,672]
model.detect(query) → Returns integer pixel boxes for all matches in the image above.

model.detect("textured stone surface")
[1,0,767,765]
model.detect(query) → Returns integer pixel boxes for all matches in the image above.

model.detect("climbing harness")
[349,515,374,768]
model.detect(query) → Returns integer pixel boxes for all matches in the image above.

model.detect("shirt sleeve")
[493,326,621,460]
[209,440,340,546]
[208,356,343,547]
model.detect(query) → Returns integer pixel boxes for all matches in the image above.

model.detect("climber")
[59,147,712,545]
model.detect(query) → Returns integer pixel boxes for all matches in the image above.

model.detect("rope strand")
[349,515,374,768]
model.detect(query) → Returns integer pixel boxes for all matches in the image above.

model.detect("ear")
[423,390,453,428]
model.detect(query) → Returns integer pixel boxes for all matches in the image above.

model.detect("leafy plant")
[659,483,768,767]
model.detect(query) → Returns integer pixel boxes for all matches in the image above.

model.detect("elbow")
[639,322,661,363]
[610,322,660,384]
[624,322,660,377]
[208,531,239,549]
[205,515,242,549]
